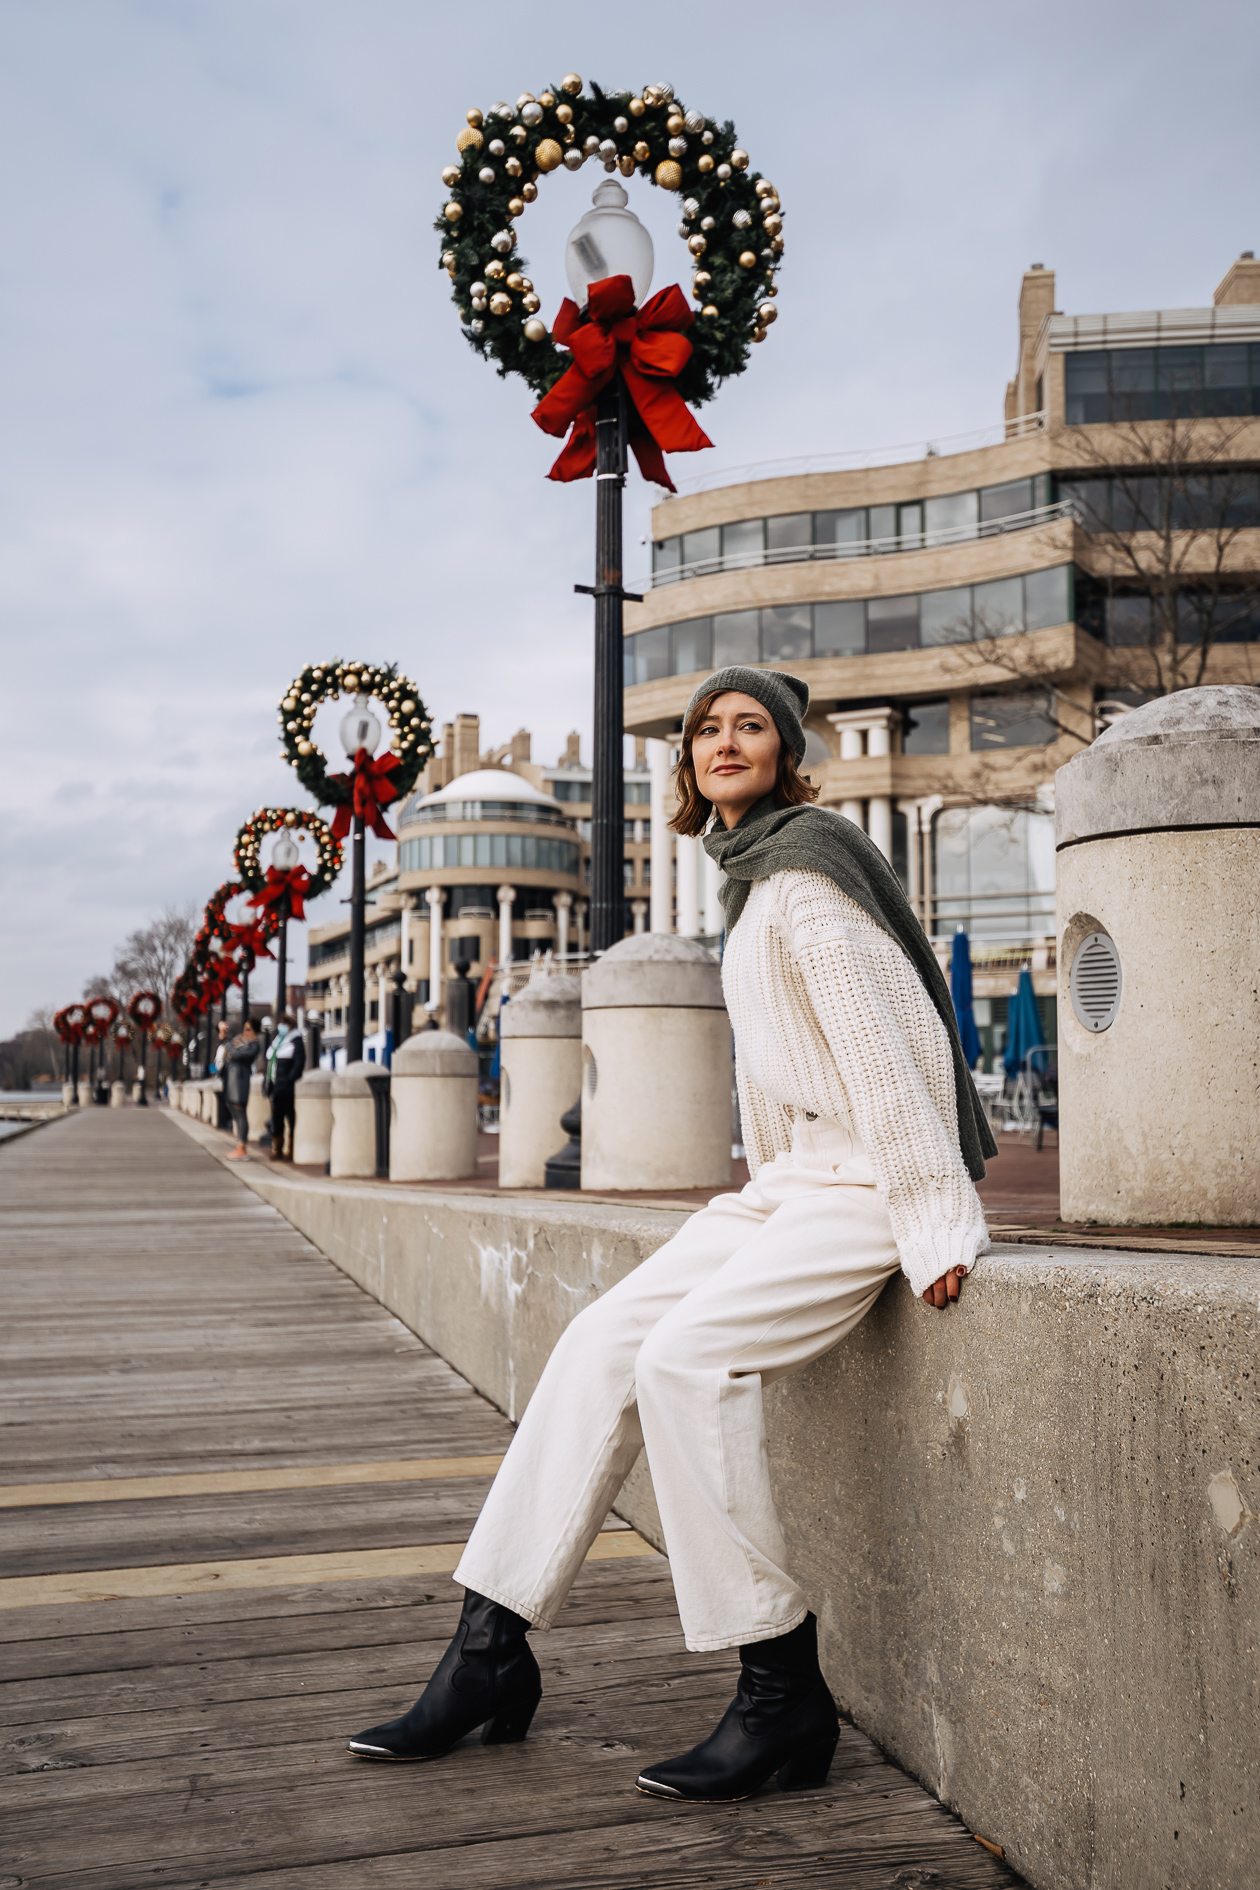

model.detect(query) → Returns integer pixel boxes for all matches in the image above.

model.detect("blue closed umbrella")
[1003,966,1043,1080]
[949,929,982,1069]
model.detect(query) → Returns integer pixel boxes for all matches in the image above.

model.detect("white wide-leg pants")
[455,1117,901,1652]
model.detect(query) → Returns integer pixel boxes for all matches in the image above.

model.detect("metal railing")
[664,412,1048,497]
[645,496,1077,591]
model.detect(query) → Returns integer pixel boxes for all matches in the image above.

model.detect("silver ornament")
[487,138,505,157]
[598,138,618,160]
[656,82,674,101]
[505,156,522,176]
[520,101,543,127]
[583,134,600,154]
[682,196,700,218]
[701,129,714,144]
[613,115,629,133]
[479,166,495,184]
[490,229,513,252]
[470,318,484,334]
[732,209,751,228]
[490,100,511,118]
[563,147,585,170]
[676,220,689,239]
[716,163,731,180]
[684,109,705,133]
[700,215,715,230]
[469,281,486,297]
[668,135,687,157]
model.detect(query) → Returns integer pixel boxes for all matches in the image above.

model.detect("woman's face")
[691,692,781,829]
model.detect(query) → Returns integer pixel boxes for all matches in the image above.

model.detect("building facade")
[624,255,1260,1063]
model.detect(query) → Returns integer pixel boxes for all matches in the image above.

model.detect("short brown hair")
[668,690,820,837]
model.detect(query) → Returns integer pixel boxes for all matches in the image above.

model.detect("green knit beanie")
[683,666,810,764]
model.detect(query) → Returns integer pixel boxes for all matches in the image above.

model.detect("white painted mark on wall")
[947,1376,970,1426]
[1208,1468,1253,1538]
[1043,1560,1067,1596]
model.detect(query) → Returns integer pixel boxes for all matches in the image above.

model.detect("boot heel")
[482,1685,541,1746]
[777,1729,838,1791]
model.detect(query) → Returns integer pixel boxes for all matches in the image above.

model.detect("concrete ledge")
[170,1109,1259,1890]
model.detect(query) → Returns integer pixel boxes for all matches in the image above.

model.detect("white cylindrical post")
[839,725,864,761]
[329,1062,378,1178]
[399,901,411,987]
[676,833,700,937]
[498,974,582,1188]
[246,1072,270,1142]
[376,967,390,1041]
[701,846,724,938]
[575,901,587,956]
[390,1029,478,1180]
[648,737,673,933]
[868,798,893,861]
[427,887,445,1012]
[497,883,516,970]
[555,890,572,959]
[293,1069,333,1167]
[840,800,864,827]
[631,900,647,934]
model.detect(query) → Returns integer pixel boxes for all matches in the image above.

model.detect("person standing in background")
[264,1012,305,1161]
[223,1020,259,1160]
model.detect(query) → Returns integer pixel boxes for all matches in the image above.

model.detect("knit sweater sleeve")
[782,876,989,1296]
[735,1060,793,1178]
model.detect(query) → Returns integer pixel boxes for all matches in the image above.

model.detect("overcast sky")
[1,0,1256,1036]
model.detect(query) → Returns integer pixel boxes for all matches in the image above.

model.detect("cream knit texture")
[723,867,989,1297]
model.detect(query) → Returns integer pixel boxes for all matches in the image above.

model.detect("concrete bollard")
[168,1081,182,1111]
[76,1081,92,1108]
[246,1072,270,1142]
[389,1030,479,1182]
[61,1081,75,1107]
[293,1069,333,1168]
[110,1082,126,1107]
[499,975,581,1188]
[580,934,731,1192]
[330,1062,379,1178]
[1056,685,1260,1225]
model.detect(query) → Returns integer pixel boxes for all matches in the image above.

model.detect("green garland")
[278,661,433,809]
[234,807,343,899]
[435,76,783,407]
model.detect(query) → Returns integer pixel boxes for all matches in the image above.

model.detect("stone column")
[574,900,587,956]
[376,966,390,1039]
[865,711,896,862]
[631,900,647,934]
[426,887,445,1013]
[497,883,516,969]
[701,844,724,938]
[648,738,673,933]
[399,900,412,988]
[554,889,572,959]
[676,832,701,937]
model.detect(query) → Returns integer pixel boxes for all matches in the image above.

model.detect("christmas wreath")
[435,77,783,408]
[171,966,209,1024]
[192,881,280,977]
[278,662,433,835]
[127,991,162,1031]
[234,807,342,912]
[54,1003,88,1045]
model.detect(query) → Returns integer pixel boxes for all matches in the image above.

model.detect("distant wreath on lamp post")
[277,662,433,814]
[434,76,784,404]
[127,991,162,1031]
[234,808,343,900]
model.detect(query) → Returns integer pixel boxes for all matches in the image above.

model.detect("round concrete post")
[109,1081,125,1107]
[389,1028,478,1180]
[201,1083,218,1125]
[499,975,581,1188]
[293,1069,333,1167]
[76,1081,92,1108]
[329,1062,378,1178]
[246,1072,270,1142]
[580,934,731,1191]
[1055,685,1260,1225]
[168,1081,182,1111]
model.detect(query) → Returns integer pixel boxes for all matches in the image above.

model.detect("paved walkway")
[1,1108,1019,1887]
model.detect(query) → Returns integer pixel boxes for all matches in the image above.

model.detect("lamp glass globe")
[272,832,300,871]
[564,179,654,307]
[339,695,381,758]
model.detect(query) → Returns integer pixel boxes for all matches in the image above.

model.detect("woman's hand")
[922,1265,966,1310]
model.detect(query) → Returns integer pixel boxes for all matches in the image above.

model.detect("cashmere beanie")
[682,666,810,764]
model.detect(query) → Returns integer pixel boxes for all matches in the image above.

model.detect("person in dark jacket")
[263,1013,306,1161]
[224,1021,259,1160]
[213,1019,232,1130]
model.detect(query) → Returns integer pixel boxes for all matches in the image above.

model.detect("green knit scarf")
[704,795,998,1180]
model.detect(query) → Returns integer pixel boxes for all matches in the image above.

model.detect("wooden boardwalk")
[1,1109,1021,1887]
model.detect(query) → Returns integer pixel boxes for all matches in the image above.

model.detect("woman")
[348,665,996,1800]
[223,1018,259,1160]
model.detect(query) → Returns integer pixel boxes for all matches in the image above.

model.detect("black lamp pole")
[274,888,291,1020]
[346,812,366,1063]
[576,375,642,956]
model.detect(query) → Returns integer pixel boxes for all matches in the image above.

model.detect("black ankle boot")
[347,1590,541,1761]
[635,1613,838,1801]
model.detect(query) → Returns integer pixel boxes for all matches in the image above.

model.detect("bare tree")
[82,903,198,1016]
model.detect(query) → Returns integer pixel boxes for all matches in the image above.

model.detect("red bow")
[226,920,275,962]
[249,864,312,922]
[331,748,401,841]
[531,276,713,492]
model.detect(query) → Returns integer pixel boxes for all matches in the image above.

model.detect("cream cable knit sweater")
[722,867,989,1297]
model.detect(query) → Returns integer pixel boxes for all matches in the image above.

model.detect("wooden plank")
[0,1456,506,1508]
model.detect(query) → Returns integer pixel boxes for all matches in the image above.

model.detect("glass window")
[628,625,670,685]
[1110,474,1162,533]
[672,616,712,676]
[652,536,681,581]
[1024,564,1071,631]
[547,777,589,803]
[1107,595,1151,646]
[869,504,897,545]
[760,603,812,661]
[1204,343,1251,418]
[1059,476,1108,530]
[867,593,919,651]
[920,585,972,645]
[1110,348,1156,422]
[1157,345,1203,419]
[722,517,764,564]
[970,691,1056,749]
[1212,468,1260,529]
[681,526,721,572]
[815,508,866,553]
[972,576,1024,638]
[903,700,950,755]
[625,781,651,804]
[899,502,923,548]
[766,512,812,555]
[1064,350,1111,425]
[801,727,832,769]
[980,478,1035,525]
[813,599,865,656]
[712,609,760,665]
[924,490,978,541]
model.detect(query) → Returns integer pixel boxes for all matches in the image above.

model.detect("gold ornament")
[297,741,313,756]
[617,154,635,177]
[738,250,757,268]
[554,102,572,124]
[697,153,714,173]
[701,304,719,319]
[633,139,650,161]
[485,258,505,278]
[560,72,582,95]
[505,155,522,177]
[757,301,777,325]
[503,272,522,291]
[441,249,456,268]
[522,181,538,201]
[508,196,525,217]
[523,317,548,342]
[443,201,463,222]
[642,84,664,107]
[441,164,460,187]
[466,108,484,128]
[763,213,782,235]
[755,178,775,197]
[770,235,784,252]
[539,91,555,108]
[730,148,749,169]
[510,125,527,144]
[401,699,416,712]
[534,138,563,173]
[687,233,707,255]
[489,291,511,315]
[666,114,684,135]
[751,328,766,343]
[522,291,541,313]
[456,126,483,153]
[282,696,297,710]
[283,810,297,826]
[628,96,645,116]
[654,159,683,190]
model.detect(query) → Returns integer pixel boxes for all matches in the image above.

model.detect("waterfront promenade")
[1,1108,1019,1886]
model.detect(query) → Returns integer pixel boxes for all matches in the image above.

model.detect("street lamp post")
[339,694,382,1064]
[270,830,300,1018]
[565,182,651,955]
